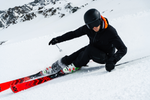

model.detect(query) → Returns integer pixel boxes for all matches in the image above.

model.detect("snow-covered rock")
[0,0,82,29]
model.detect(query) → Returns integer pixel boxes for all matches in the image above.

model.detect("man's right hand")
[48,38,58,45]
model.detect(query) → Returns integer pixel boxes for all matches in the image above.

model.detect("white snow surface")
[0,0,150,100]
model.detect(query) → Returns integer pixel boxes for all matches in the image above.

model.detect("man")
[44,8,127,75]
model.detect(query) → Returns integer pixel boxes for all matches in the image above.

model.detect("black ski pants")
[62,44,111,67]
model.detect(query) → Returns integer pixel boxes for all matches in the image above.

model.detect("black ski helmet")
[84,9,101,29]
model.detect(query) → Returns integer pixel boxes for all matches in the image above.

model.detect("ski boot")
[42,59,65,76]
[41,66,54,76]
[63,63,80,74]
[42,59,80,75]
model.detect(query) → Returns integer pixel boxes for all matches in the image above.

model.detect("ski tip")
[10,85,19,93]
[0,87,2,92]
[0,81,12,92]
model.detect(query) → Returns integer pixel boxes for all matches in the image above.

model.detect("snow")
[0,0,150,100]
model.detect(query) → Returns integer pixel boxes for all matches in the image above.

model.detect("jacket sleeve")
[109,26,127,63]
[112,36,127,63]
[55,26,87,43]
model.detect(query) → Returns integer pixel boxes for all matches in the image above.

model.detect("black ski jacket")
[55,17,127,63]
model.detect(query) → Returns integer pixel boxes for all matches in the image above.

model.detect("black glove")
[105,56,116,72]
[105,61,115,72]
[49,38,58,45]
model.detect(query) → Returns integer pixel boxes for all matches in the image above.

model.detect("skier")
[45,8,127,75]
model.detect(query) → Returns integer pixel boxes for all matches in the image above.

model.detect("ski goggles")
[86,19,101,29]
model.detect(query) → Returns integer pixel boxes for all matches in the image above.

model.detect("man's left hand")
[105,61,115,72]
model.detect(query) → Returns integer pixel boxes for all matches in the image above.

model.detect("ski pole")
[56,44,62,52]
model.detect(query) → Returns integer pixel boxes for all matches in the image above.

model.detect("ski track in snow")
[1,56,150,100]
[0,0,150,100]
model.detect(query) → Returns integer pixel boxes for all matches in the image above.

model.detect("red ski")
[0,71,42,92]
[11,70,65,93]
[0,81,13,92]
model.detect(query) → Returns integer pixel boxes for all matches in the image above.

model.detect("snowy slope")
[0,0,150,100]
